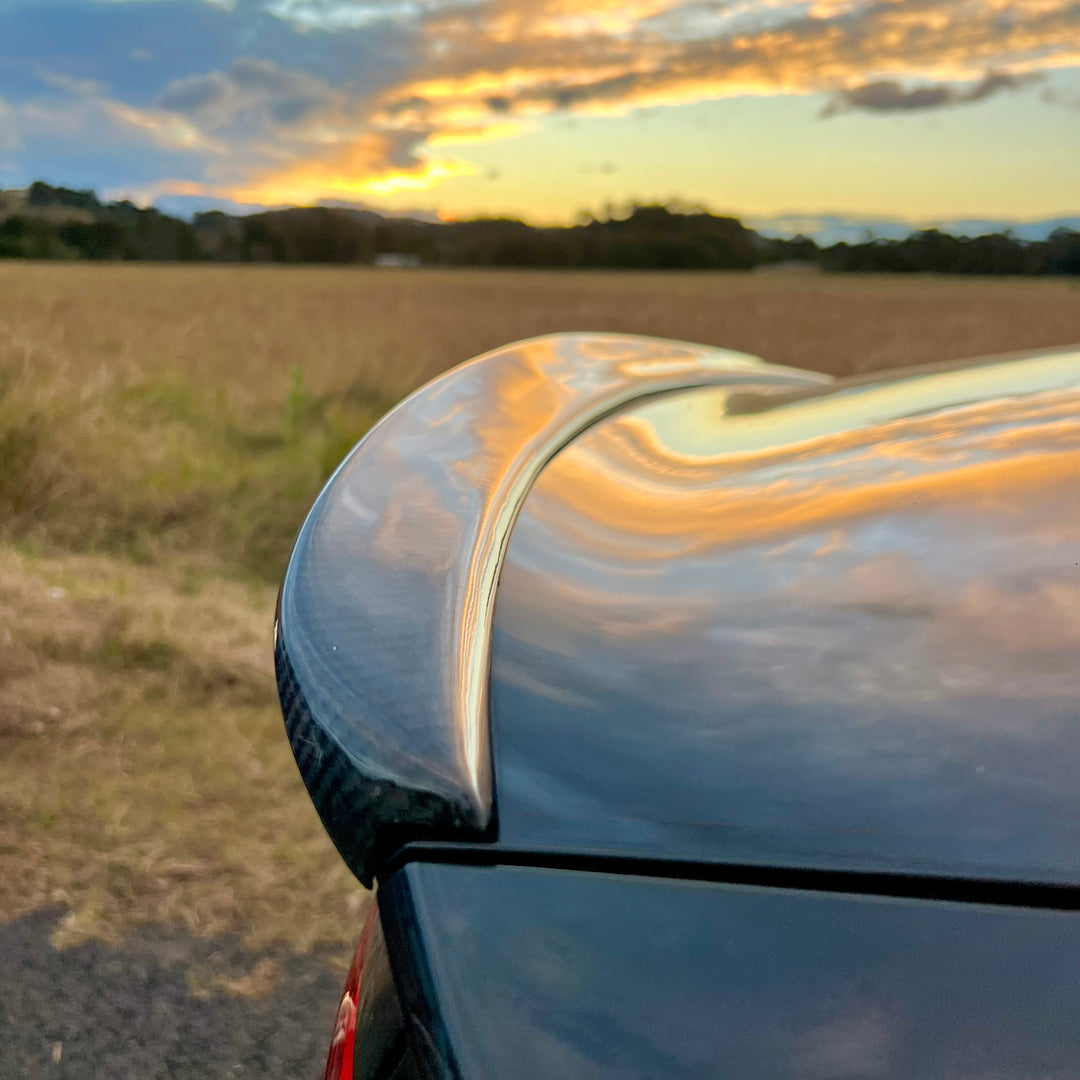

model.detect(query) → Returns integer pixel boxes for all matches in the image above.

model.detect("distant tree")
[58,221,126,260]
[238,208,375,263]
[1043,229,1080,275]
[0,215,27,257]
[27,182,101,212]
[3,178,1077,274]
[0,215,73,259]
[786,234,820,262]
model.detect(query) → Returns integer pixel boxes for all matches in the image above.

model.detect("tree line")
[1,182,1078,275]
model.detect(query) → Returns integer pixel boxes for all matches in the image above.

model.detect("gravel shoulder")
[0,907,346,1080]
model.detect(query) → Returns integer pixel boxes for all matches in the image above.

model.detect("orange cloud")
[378,0,1080,134]
[154,178,215,197]
[227,132,479,204]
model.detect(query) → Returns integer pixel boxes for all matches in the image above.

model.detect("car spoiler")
[274,333,828,886]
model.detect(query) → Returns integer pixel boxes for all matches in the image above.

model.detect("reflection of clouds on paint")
[491,349,1080,882]
[506,353,1080,567]
[406,860,1080,1080]
[944,578,1080,657]
[501,354,1080,711]
[283,332,812,842]
[791,1003,896,1079]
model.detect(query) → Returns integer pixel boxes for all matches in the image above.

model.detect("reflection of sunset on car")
[277,333,1080,1079]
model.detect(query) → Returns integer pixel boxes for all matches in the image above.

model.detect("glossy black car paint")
[274,335,822,886]
[273,337,1080,1080]
[377,861,1080,1080]
[489,350,1080,886]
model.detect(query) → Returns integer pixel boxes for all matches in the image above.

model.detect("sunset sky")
[0,0,1077,226]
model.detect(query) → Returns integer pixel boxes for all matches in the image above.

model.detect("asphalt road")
[0,908,344,1080]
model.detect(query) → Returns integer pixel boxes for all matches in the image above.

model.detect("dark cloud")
[1041,84,1080,108]
[269,94,327,125]
[382,95,430,117]
[379,125,434,170]
[157,74,230,114]
[155,57,341,130]
[822,70,1043,117]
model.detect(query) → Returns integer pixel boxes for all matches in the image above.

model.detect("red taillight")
[323,907,379,1080]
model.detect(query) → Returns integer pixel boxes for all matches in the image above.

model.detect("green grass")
[0,363,396,583]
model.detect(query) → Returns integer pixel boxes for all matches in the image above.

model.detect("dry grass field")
[2,263,1078,957]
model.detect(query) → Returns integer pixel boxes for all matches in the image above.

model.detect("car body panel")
[490,347,1080,885]
[275,333,825,886]
[379,861,1080,1080]
[273,337,1080,1080]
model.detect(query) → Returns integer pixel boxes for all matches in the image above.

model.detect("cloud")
[264,0,473,32]
[19,66,227,153]
[821,69,1044,117]
[1041,83,1080,108]
[156,57,347,131]
[364,0,1080,148]
[790,1004,895,1079]
[157,73,230,114]
[102,100,227,152]
[150,55,468,199]
[36,71,108,98]
[225,129,480,203]
[1,0,1078,208]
